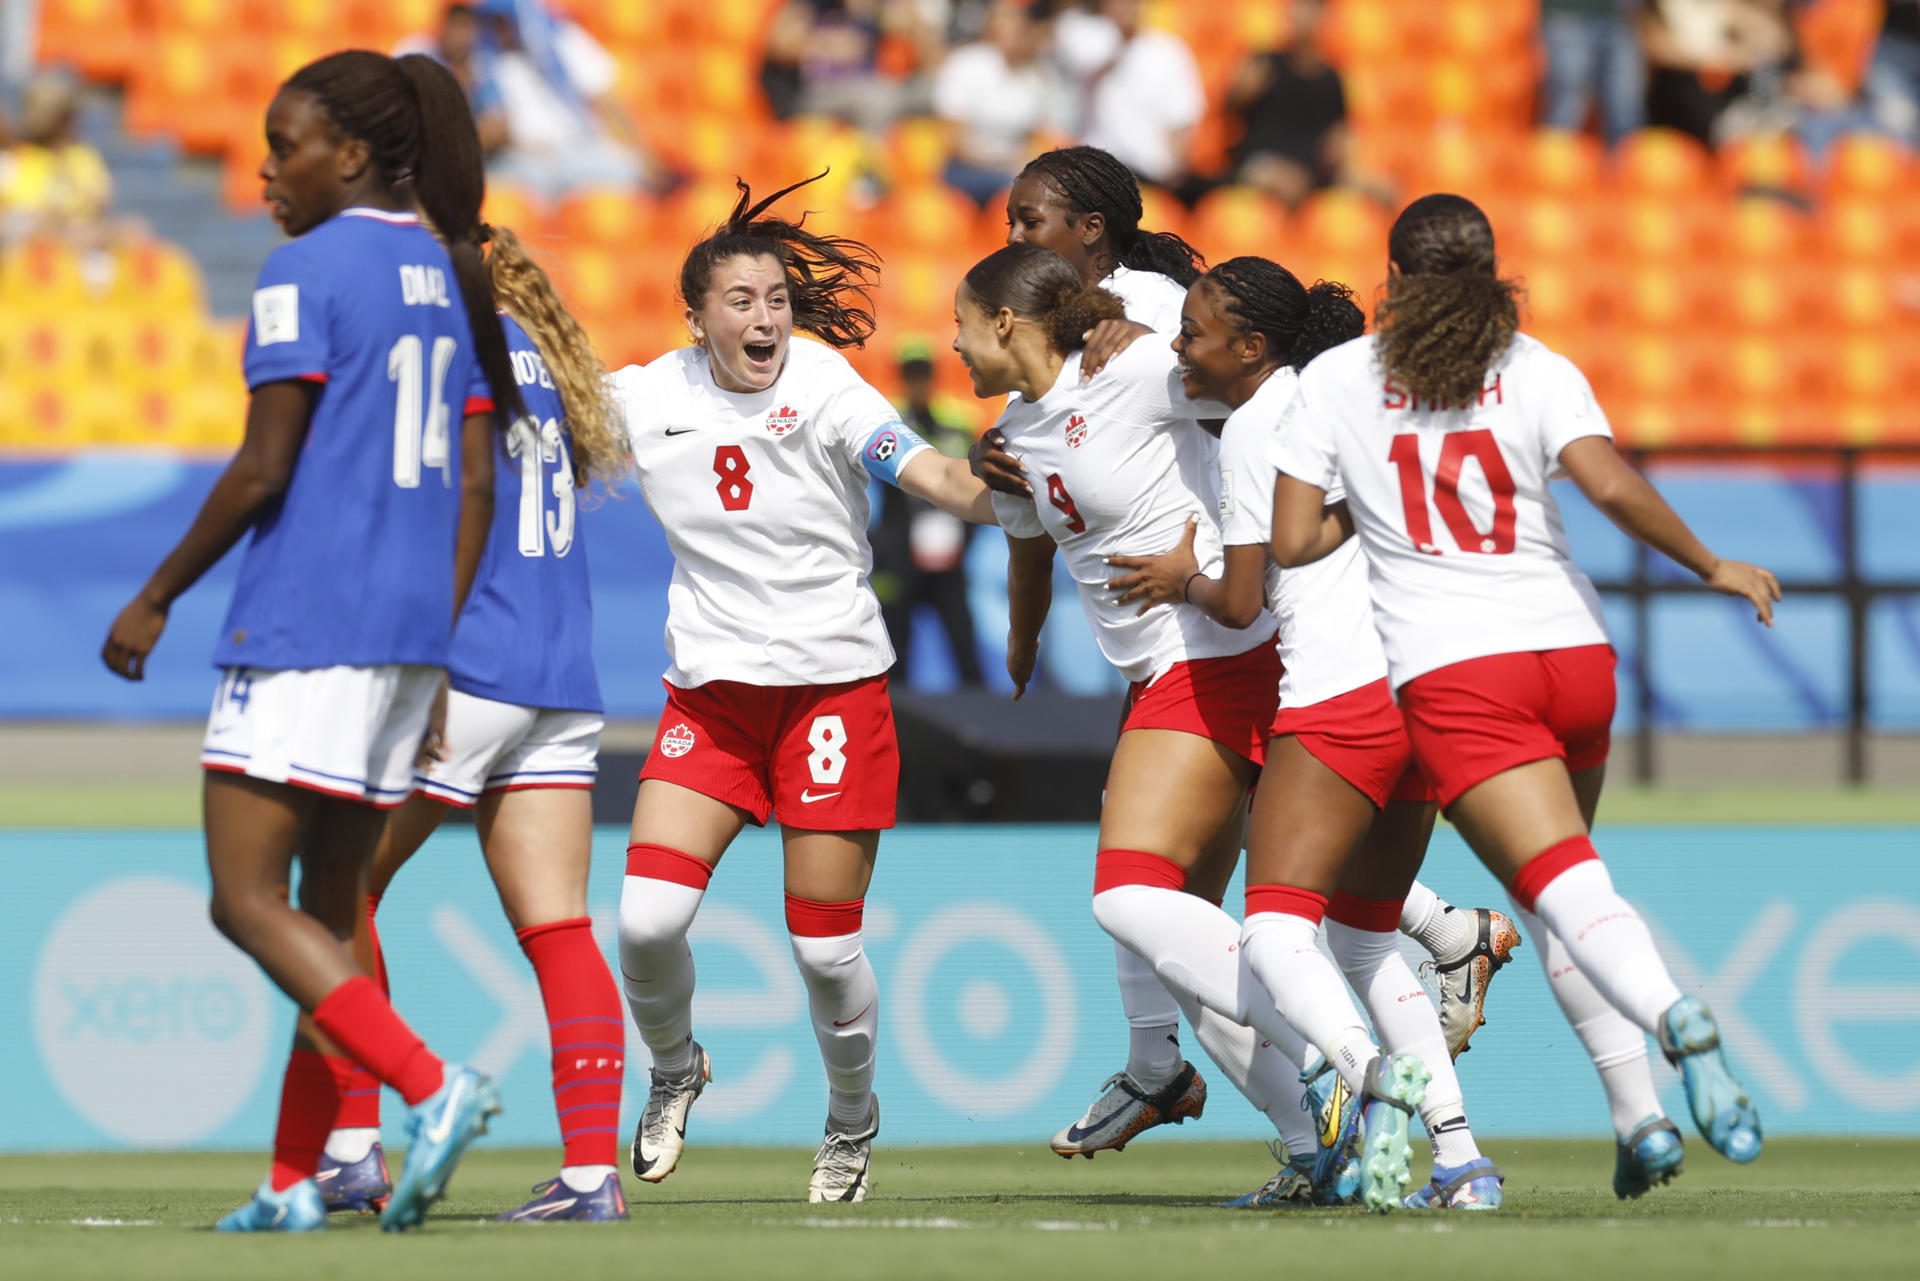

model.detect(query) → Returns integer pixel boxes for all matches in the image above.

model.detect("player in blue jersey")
[313,224,634,1224]
[101,51,523,1234]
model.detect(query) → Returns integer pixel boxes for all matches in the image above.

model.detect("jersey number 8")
[507,415,577,557]
[1388,429,1517,556]
[714,445,755,512]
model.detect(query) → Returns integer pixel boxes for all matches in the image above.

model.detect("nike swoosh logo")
[833,1001,873,1028]
[1064,1113,1121,1144]
[799,790,841,803]
[664,427,698,437]
[422,1082,461,1146]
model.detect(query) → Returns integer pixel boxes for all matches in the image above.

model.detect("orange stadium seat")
[1435,0,1536,59]
[1316,0,1408,68]
[1794,0,1884,92]
[1716,133,1812,196]
[0,238,91,309]
[1820,195,1920,263]
[1823,132,1918,200]
[887,118,953,190]
[482,185,551,242]
[1188,186,1291,263]
[1609,261,1713,333]
[573,0,671,50]
[1293,188,1389,261]
[1823,264,1908,332]
[37,0,136,83]
[1399,125,1526,206]
[1612,128,1714,196]
[1511,260,1605,333]
[1234,3,1293,52]
[872,185,979,256]
[1605,192,1717,262]
[1137,186,1190,243]
[1718,196,1815,263]
[554,188,653,247]
[1720,264,1815,334]
[1506,194,1602,263]
[1519,128,1607,196]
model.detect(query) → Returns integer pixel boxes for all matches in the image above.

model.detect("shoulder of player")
[1297,333,1377,395]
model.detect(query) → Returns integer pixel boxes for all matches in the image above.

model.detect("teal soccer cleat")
[214,1178,327,1233]
[1402,1157,1504,1210]
[1302,1066,1361,1204]
[1356,1054,1431,1214]
[1658,997,1762,1165]
[1614,1115,1686,1199]
[379,1066,502,1232]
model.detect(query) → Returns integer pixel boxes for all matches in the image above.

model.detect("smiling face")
[259,88,362,236]
[1004,173,1102,285]
[688,252,793,394]
[1171,280,1257,405]
[951,283,1020,398]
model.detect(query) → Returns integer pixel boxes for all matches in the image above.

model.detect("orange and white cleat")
[1429,909,1521,1059]
[1048,1061,1207,1157]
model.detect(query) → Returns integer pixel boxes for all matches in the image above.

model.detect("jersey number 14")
[389,335,457,489]
[1388,429,1516,556]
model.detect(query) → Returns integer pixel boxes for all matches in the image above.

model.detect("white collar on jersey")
[340,206,421,225]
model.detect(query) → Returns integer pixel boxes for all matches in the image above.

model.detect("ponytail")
[1203,257,1366,372]
[962,242,1127,354]
[1375,194,1522,408]
[1017,145,1206,286]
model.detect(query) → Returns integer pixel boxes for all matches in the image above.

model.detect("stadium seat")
[555,188,653,247]
[1610,262,1712,333]
[0,239,92,310]
[1612,128,1715,196]
[1721,263,1814,334]
[1823,263,1908,332]
[1604,192,1717,262]
[1520,128,1607,197]
[887,118,953,189]
[1820,195,1920,264]
[1293,188,1390,262]
[482,185,551,243]
[36,0,136,83]
[1137,186,1190,244]
[1400,125,1526,206]
[1315,0,1408,68]
[1512,260,1605,333]
[1507,194,1602,263]
[1716,132,1812,197]
[1187,186,1291,263]
[1822,132,1917,200]
[105,240,207,317]
[1718,195,1815,263]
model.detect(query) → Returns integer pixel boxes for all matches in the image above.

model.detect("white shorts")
[200,665,441,808]
[414,689,601,808]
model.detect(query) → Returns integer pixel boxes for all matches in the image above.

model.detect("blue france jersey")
[216,208,492,671]
[446,315,602,713]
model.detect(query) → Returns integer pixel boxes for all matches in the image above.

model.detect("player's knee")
[207,889,268,949]
[789,931,865,987]
[616,884,694,955]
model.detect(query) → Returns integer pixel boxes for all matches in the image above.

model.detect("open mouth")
[743,341,777,366]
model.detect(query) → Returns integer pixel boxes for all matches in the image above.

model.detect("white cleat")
[1048,1062,1206,1157]
[809,1096,879,1204]
[1427,908,1521,1059]
[631,1042,711,1184]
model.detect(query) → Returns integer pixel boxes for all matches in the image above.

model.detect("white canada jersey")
[1217,368,1386,708]
[1278,332,1611,688]
[1103,265,1188,333]
[613,338,930,688]
[992,341,1272,684]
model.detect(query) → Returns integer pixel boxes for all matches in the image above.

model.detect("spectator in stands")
[1221,0,1351,207]
[1637,0,1795,143]
[761,0,943,135]
[0,69,113,244]
[871,339,985,688]
[1056,0,1204,192]
[395,3,510,158]
[1862,1,1920,144]
[473,0,670,196]
[934,1,1071,207]
[1540,0,1647,142]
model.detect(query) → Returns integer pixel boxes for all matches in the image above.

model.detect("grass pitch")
[3,1140,1916,1281]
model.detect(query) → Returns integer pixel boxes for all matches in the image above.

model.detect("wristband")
[1182,571,1205,604]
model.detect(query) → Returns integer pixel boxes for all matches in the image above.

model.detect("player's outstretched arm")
[1558,435,1780,626]
[897,448,1000,525]
[1104,518,1268,626]
[101,380,316,681]
[1269,474,1353,568]
[1005,532,1056,699]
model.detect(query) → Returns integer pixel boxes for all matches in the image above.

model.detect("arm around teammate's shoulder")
[897,448,999,525]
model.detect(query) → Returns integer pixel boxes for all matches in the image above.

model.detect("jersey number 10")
[1388,429,1517,556]
[389,335,458,489]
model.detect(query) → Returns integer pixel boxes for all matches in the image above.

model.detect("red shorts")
[640,674,899,830]
[1397,644,1616,809]
[1270,678,1433,808]
[1122,643,1281,767]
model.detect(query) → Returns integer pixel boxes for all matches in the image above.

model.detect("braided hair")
[1203,257,1365,372]
[1018,145,1205,287]
[1374,194,1522,408]
[285,50,521,420]
[678,173,881,349]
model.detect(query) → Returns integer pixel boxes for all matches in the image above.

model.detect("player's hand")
[970,427,1029,497]
[1007,635,1038,700]
[102,594,168,681]
[416,677,451,767]
[1703,557,1781,627]
[1105,517,1200,616]
[1078,319,1155,381]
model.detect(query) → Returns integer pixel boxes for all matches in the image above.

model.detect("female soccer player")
[1271,193,1776,1183]
[99,51,521,1233]
[610,176,996,1205]
[1104,257,1504,1210]
[955,240,1428,1210]
[313,224,632,1224]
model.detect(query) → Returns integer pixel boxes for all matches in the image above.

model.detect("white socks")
[790,930,879,1132]
[1512,902,1665,1140]
[1528,859,1684,1034]
[1116,941,1182,1087]
[323,1127,377,1164]
[1399,881,1476,963]
[1188,999,1316,1158]
[616,874,705,1078]
[559,1164,618,1192]
[1239,911,1377,1095]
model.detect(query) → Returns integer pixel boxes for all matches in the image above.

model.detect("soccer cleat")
[214,1178,328,1233]
[496,1173,629,1223]
[315,1142,391,1214]
[1614,1115,1686,1199]
[1427,908,1521,1059]
[1048,1061,1207,1157]
[1402,1157,1504,1210]
[632,1042,712,1183]
[1356,1053,1431,1214]
[1658,998,1763,1164]
[1219,1142,1315,1208]
[1301,1066,1361,1204]
[809,1095,879,1203]
[379,1066,502,1233]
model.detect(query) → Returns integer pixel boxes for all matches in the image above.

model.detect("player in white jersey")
[609,177,995,1205]
[1105,257,1506,1211]
[955,240,1388,1198]
[1272,194,1780,1190]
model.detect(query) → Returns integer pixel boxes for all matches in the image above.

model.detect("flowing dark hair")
[285,50,522,420]
[678,173,881,349]
[1018,145,1205,287]
[963,242,1127,354]
[1203,257,1365,372]
[1374,193,1523,408]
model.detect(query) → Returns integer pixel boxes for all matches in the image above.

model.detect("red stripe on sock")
[1327,891,1405,933]
[784,894,865,937]
[1511,834,1600,913]
[516,917,624,1169]
[311,975,445,1107]
[626,842,714,890]
[1093,849,1188,895]
[270,1050,354,1191]
[1245,884,1329,923]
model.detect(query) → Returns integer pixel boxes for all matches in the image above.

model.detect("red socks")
[311,975,445,1107]
[518,917,625,1169]
[337,892,387,1131]
[270,1050,354,1190]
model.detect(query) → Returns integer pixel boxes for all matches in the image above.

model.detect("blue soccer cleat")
[1658,997,1763,1165]
[1402,1157,1504,1210]
[1614,1115,1686,1199]
[214,1178,327,1233]
[496,1173,628,1223]
[315,1142,391,1213]
[1302,1066,1361,1205]
[1219,1142,1315,1208]
[379,1066,502,1233]
[1356,1053,1430,1214]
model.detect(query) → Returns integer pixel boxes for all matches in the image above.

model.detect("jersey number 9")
[389,335,458,489]
[1388,430,1517,556]
[508,415,577,557]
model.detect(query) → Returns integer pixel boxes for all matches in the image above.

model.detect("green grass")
[4,1140,1917,1280]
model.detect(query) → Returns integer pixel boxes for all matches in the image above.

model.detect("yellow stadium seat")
[888,118,953,189]
[5,387,92,452]
[180,379,252,451]
[1188,186,1291,264]
[101,386,202,451]
[0,238,92,309]
[106,240,207,316]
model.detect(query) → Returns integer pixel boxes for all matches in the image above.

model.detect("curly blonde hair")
[1374,194,1523,409]
[485,224,626,486]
